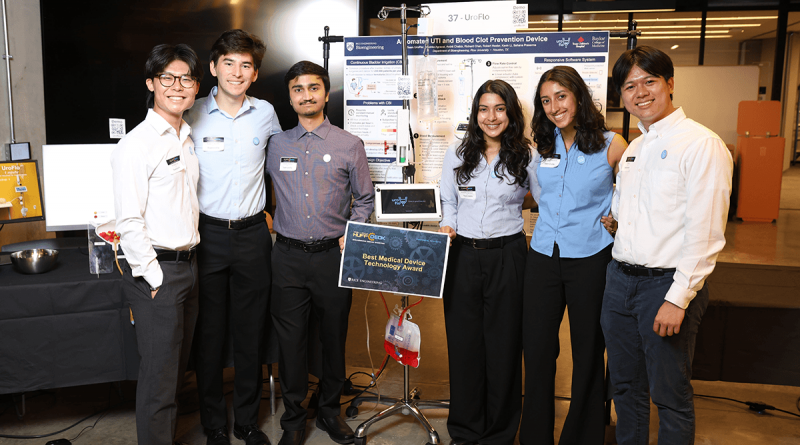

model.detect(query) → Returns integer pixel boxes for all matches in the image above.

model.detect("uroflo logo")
[353,231,386,241]
[392,196,408,206]
[557,37,570,48]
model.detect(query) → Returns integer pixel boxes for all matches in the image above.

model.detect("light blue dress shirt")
[184,86,281,220]
[528,129,615,258]
[440,144,531,239]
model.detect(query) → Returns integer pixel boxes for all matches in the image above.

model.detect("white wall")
[672,65,760,147]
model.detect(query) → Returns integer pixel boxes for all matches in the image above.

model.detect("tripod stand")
[347,296,449,445]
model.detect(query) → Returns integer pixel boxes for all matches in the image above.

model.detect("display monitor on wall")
[42,144,117,231]
[0,160,45,224]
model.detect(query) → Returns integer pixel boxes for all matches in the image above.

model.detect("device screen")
[381,188,437,214]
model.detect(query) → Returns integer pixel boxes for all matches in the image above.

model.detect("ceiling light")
[571,0,676,14]
[639,35,732,39]
[671,44,679,49]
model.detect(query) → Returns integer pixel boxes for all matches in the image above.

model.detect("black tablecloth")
[0,248,282,395]
[0,248,133,394]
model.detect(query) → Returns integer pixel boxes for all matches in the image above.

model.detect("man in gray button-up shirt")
[266,61,373,445]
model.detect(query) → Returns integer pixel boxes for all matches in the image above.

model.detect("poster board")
[343,31,610,184]
[42,144,117,231]
[0,160,45,224]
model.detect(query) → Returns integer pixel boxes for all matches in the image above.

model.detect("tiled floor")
[1,168,799,445]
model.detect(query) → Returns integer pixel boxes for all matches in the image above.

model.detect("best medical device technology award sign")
[339,222,450,298]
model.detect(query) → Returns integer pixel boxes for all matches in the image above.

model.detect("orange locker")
[736,101,784,223]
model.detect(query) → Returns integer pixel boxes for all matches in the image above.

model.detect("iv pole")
[609,19,640,142]
[319,26,344,117]
[348,6,447,445]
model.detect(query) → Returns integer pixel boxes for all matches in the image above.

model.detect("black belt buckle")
[302,242,316,253]
[228,219,240,230]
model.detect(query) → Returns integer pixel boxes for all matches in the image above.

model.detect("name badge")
[280,157,298,171]
[540,154,561,168]
[166,155,185,174]
[620,156,636,172]
[458,186,476,200]
[203,136,225,152]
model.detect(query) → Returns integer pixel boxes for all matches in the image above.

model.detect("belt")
[155,248,196,262]
[200,212,266,230]
[457,231,525,249]
[276,234,339,253]
[615,260,675,277]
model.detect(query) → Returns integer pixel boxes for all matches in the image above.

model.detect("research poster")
[0,161,44,222]
[343,31,610,184]
[339,222,450,299]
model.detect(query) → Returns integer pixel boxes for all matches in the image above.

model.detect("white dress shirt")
[111,109,200,289]
[611,107,733,309]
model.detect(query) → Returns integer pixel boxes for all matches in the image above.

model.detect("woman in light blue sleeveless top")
[520,66,627,445]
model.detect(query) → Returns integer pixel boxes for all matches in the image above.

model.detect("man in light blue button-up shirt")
[183,29,280,445]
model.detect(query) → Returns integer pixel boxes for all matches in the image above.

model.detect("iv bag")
[416,56,439,121]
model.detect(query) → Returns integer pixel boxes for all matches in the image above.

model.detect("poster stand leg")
[349,295,449,445]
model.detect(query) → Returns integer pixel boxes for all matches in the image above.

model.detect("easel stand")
[349,296,449,445]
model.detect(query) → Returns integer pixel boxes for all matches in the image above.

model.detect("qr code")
[396,75,412,99]
[513,5,528,29]
[109,118,126,139]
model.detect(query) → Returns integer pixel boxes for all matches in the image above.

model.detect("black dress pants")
[443,236,526,445]
[195,220,272,429]
[520,243,612,445]
[123,257,199,445]
[270,239,352,432]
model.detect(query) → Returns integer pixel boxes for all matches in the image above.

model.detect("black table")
[0,248,282,395]
[0,248,134,394]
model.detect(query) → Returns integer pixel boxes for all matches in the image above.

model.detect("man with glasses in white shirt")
[111,43,203,445]
[601,46,733,445]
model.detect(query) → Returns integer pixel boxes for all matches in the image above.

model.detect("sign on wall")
[343,31,610,184]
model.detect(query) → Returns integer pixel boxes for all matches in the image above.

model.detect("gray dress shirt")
[266,117,374,241]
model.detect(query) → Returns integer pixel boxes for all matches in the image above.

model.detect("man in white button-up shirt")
[111,43,202,445]
[601,46,733,445]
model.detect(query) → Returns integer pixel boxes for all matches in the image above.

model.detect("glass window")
[631,12,703,66]
[704,11,778,100]
[517,14,559,33]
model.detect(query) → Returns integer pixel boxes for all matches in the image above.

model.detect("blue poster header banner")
[345,31,609,57]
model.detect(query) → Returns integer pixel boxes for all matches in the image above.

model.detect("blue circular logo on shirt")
[661,150,667,159]
[253,137,260,145]
[577,155,586,165]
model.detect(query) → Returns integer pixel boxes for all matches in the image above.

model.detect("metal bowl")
[11,249,59,274]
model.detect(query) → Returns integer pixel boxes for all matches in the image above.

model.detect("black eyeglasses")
[156,73,197,88]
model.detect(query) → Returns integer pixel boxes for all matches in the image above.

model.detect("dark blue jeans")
[600,260,708,445]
